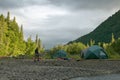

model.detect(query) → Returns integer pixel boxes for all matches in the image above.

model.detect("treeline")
[47,34,120,59]
[45,42,86,59]
[0,12,44,57]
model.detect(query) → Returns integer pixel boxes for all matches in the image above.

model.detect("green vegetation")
[47,34,120,59]
[0,12,44,58]
[48,42,86,59]
[104,38,120,59]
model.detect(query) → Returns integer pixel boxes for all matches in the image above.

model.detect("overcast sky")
[0,0,120,49]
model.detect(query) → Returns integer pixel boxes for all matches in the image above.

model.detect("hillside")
[70,10,120,44]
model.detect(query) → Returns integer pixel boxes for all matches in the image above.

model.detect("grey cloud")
[0,0,49,9]
[1,0,119,49]
[49,0,120,10]
[24,28,92,49]
[1,0,120,10]
[22,10,114,49]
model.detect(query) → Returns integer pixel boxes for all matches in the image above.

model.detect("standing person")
[34,47,39,62]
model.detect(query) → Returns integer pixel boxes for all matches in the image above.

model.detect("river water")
[70,74,120,80]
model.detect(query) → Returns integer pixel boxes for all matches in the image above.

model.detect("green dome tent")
[81,45,108,59]
[53,50,67,59]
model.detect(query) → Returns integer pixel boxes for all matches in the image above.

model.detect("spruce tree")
[0,14,8,56]
[19,25,24,41]
[111,33,115,43]
[35,34,38,46]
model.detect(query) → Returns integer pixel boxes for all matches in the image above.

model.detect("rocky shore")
[0,59,120,80]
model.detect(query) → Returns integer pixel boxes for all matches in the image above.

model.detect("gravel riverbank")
[0,59,120,80]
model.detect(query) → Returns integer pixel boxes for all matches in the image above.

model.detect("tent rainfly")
[81,45,108,59]
[53,50,67,59]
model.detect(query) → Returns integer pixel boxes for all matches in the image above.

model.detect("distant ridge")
[69,10,120,44]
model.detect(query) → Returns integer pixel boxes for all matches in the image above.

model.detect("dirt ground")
[0,58,120,80]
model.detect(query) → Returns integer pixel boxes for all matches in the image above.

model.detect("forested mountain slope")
[70,10,120,44]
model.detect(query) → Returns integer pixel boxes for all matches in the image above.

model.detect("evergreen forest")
[0,12,44,58]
